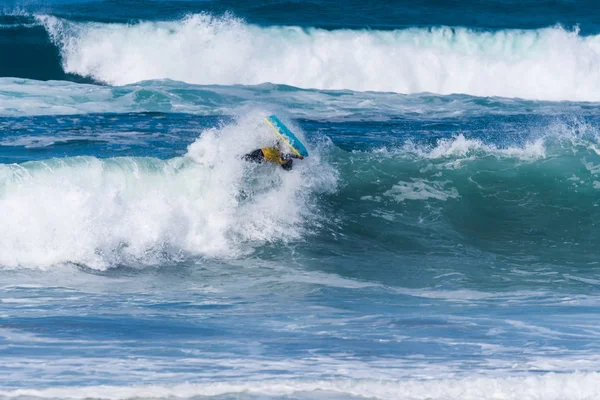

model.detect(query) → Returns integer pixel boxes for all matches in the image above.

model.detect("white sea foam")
[398,134,547,161]
[36,14,600,101]
[0,112,336,269]
[1,373,600,400]
[384,179,459,202]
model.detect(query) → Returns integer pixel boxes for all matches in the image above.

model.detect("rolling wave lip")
[3,10,600,102]
[29,13,600,101]
[0,13,96,82]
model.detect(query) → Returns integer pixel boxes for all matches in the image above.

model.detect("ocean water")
[2,1,600,399]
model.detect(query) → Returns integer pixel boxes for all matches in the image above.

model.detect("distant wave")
[32,13,600,101]
[1,373,599,399]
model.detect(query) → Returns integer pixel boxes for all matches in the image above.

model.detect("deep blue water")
[1,1,600,399]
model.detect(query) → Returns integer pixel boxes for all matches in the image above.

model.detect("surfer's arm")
[282,153,304,160]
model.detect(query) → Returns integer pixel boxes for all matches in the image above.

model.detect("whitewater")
[4,13,600,100]
[36,14,600,101]
[0,113,336,268]
[2,1,600,399]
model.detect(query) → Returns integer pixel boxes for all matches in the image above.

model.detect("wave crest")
[36,14,600,101]
[0,113,336,269]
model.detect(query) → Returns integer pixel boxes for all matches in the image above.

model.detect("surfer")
[244,115,308,170]
[243,143,304,171]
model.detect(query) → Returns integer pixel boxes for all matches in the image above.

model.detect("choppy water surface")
[1,1,600,399]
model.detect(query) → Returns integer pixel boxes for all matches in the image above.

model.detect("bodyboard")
[264,115,309,158]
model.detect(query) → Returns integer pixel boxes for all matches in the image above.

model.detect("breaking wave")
[34,14,600,101]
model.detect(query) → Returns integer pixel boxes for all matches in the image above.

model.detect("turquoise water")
[1,1,600,399]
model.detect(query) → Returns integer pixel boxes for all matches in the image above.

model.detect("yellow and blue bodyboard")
[264,115,309,158]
